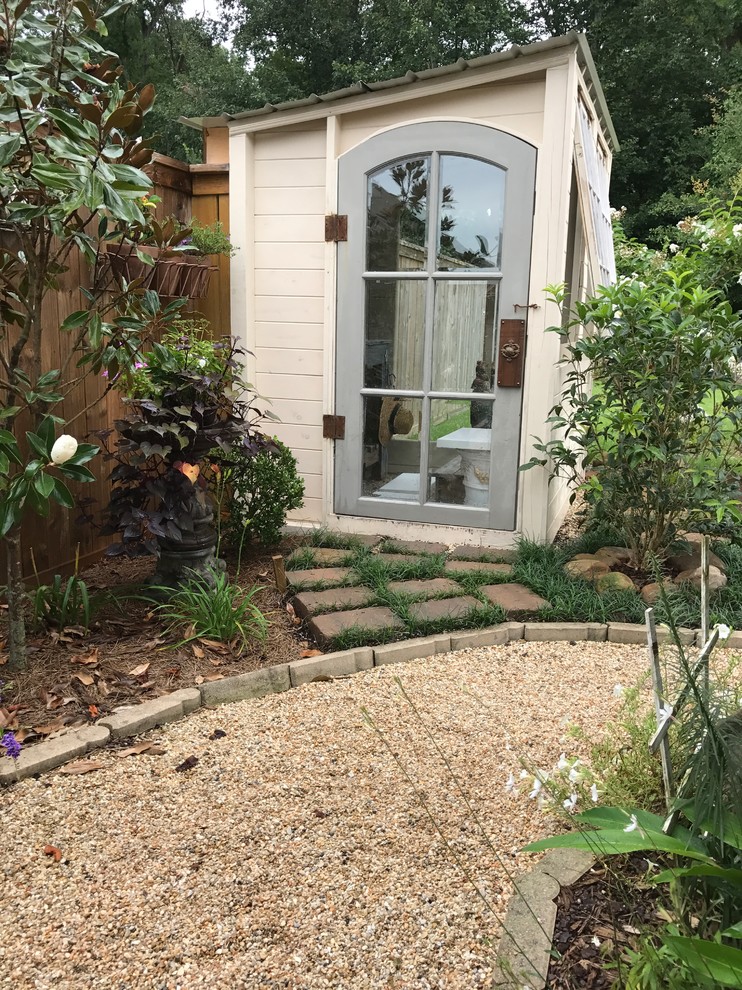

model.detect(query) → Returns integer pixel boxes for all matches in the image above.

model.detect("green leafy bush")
[223,439,305,547]
[30,574,96,631]
[523,274,742,569]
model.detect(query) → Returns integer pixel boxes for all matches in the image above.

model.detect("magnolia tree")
[0,0,186,668]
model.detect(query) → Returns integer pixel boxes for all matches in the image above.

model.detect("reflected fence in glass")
[364,278,426,389]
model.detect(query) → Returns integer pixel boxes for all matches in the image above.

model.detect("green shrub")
[30,574,98,632]
[224,439,305,547]
[523,274,742,569]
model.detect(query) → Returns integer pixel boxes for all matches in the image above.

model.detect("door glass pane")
[364,278,425,389]
[362,395,423,501]
[431,280,498,392]
[367,157,429,271]
[427,399,493,507]
[437,156,505,271]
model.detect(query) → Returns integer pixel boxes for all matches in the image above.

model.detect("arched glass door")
[335,122,536,530]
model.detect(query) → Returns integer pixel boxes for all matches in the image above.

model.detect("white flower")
[198,357,207,368]
[505,772,517,794]
[613,683,625,698]
[716,623,732,641]
[563,793,578,813]
[623,813,645,835]
[669,243,680,253]
[528,778,543,800]
[734,224,742,237]
[590,783,600,803]
[557,753,569,771]
[50,434,78,465]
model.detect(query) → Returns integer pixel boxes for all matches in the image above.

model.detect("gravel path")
[1,641,650,990]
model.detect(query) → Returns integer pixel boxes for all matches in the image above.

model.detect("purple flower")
[134,361,147,371]
[101,369,109,378]
[1,731,21,760]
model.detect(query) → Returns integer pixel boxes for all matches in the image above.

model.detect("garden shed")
[184,31,617,549]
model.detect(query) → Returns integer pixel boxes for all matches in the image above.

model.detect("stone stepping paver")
[287,567,353,590]
[408,595,483,622]
[308,606,405,648]
[445,560,513,576]
[381,539,448,555]
[310,547,353,566]
[373,552,426,565]
[292,586,375,619]
[387,578,461,599]
[449,545,516,563]
[480,582,551,618]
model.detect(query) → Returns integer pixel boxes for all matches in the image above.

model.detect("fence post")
[645,607,674,812]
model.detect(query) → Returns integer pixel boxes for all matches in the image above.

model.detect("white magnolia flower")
[733,223,742,236]
[590,783,600,803]
[716,623,732,641]
[528,778,543,800]
[50,434,78,465]
[613,683,625,698]
[557,753,569,771]
[563,793,578,813]
[669,242,680,253]
[505,772,517,794]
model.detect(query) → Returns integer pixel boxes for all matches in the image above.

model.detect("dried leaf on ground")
[204,674,224,682]
[209,729,227,740]
[70,650,99,666]
[88,705,100,719]
[199,638,228,652]
[191,644,204,660]
[128,662,150,679]
[33,717,65,735]
[43,845,62,862]
[74,673,95,686]
[60,760,105,775]
[301,649,323,659]
[118,742,166,758]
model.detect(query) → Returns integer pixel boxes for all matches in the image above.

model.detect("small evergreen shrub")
[224,440,305,547]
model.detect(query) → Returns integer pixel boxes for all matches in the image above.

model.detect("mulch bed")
[1,538,308,748]
[547,853,665,989]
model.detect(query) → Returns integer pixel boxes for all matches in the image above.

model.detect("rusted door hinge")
[325,214,348,242]
[323,414,345,439]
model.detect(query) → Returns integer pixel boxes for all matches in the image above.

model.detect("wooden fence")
[11,154,231,581]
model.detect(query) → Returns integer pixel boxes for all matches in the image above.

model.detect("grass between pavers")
[329,624,405,650]
[289,524,742,646]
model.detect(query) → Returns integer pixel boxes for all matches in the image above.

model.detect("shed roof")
[181,32,618,151]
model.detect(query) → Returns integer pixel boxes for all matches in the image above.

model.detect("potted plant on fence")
[103,211,234,300]
[99,319,276,587]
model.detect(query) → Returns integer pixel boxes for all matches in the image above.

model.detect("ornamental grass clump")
[523,273,742,570]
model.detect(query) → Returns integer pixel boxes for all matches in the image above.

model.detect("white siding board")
[254,269,324,297]
[301,474,323,501]
[255,186,325,217]
[288,497,323,523]
[256,372,323,401]
[257,347,324,376]
[292,448,323,476]
[272,423,323,451]
[254,242,324,270]
[255,322,323,350]
[270,396,323,427]
[254,295,325,324]
[253,129,326,160]
[254,158,325,187]
[254,215,324,243]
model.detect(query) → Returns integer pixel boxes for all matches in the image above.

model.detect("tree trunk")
[5,530,26,669]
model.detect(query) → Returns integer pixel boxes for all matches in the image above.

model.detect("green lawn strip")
[329,624,404,651]
[448,569,514,595]
[285,547,317,570]
[301,527,367,550]
[288,573,362,592]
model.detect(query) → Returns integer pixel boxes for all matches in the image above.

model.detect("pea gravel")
[1,641,651,990]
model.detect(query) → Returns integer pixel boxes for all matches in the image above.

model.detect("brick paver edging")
[0,620,727,785]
